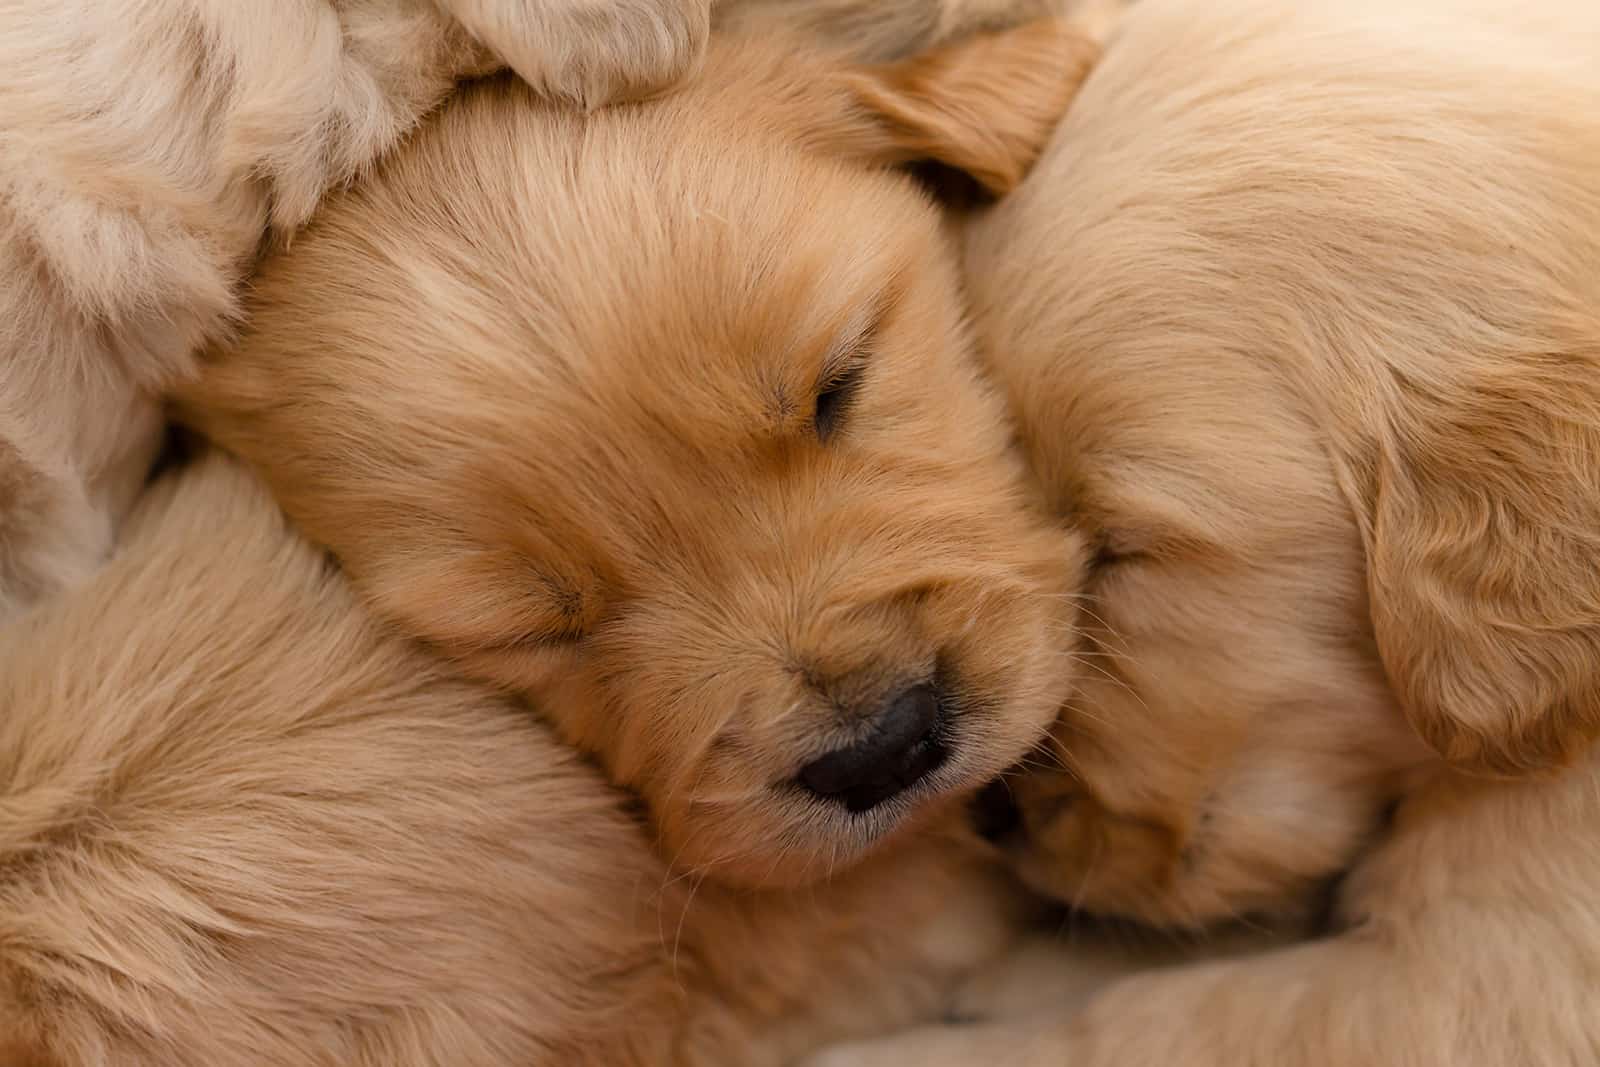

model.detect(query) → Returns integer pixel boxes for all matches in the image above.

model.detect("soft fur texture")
[715,0,1061,62]
[178,21,1102,889]
[714,0,1123,62]
[0,0,711,621]
[800,0,1600,1063]
[0,450,1044,1067]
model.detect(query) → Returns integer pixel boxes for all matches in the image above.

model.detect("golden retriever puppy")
[806,0,1600,1063]
[0,0,710,620]
[178,22,1102,888]
[0,448,1041,1067]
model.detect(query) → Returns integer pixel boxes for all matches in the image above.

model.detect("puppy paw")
[800,1035,929,1067]
[948,935,1155,1021]
[554,0,711,106]
[444,0,710,108]
[800,1044,895,1067]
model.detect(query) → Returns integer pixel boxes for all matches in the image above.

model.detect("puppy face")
[182,25,1101,887]
[989,355,1424,927]
[970,0,1600,928]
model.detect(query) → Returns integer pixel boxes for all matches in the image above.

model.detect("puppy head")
[968,0,1600,927]
[180,22,1099,887]
[983,331,1423,928]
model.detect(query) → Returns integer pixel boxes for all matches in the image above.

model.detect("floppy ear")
[815,18,1102,198]
[1356,322,1600,776]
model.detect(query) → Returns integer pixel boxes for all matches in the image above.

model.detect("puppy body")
[809,0,1600,1063]
[0,0,709,620]
[819,762,1600,1065]
[0,452,1030,1067]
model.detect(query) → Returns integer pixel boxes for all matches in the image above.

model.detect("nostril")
[796,683,947,814]
[970,777,1023,843]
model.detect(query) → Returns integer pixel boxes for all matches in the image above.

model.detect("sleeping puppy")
[178,21,1101,889]
[808,0,1600,1063]
[0,0,710,620]
[0,448,1037,1067]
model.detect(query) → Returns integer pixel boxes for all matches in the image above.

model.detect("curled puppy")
[0,0,709,620]
[179,21,1101,888]
[810,0,1600,1063]
[0,449,1037,1067]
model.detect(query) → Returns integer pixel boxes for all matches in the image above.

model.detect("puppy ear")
[1357,322,1600,776]
[817,18,1101,197]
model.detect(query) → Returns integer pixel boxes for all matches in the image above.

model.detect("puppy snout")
[797,683,948,813]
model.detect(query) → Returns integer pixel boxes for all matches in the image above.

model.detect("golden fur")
[801,0,1600,1063]
[178,21,1102,889]
[0,449,1046,1067]
[0,0,711,620]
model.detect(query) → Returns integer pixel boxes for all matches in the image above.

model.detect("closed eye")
[477,606,589,651]
[498,579,595,649]
[452,620,585,656]
[1090,538,1125,570]
[814,363,866,442]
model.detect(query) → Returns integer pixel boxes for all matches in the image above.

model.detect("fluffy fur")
[714,0,1061,62]
[0,0,711,620]
[177,21,1102,889]
[804,0,1600,1063]
[0,450,1043,1067]
[713,0,1124,63]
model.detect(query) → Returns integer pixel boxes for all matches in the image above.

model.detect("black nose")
[797,683,948,813]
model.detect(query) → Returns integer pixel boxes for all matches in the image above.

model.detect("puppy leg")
[803,937,1144,1067]
[807,1019,1041,1067]
[807,915,1597,1067]
[807,923,1296,1066]
[436,0,710,107]
[943,935,1158,1022]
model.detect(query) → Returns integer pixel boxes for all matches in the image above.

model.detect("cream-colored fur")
[805,0,1600,1063]
[0,0,710,620]
[714,0,1125,62]
[178,22,1101,890]
[715,0,1060,61]
[0,449,1043,1067]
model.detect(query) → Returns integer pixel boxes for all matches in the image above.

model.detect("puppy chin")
[662,788,951,890]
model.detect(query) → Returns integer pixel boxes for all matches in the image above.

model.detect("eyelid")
[818,354,869,394]
[818,303,881,385]
[807,300,879,442]
[525,619,587,646]
[507,579,597,648]
[1091,539,1125,569]
[448,628,583,663]
[814,362,865,442]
